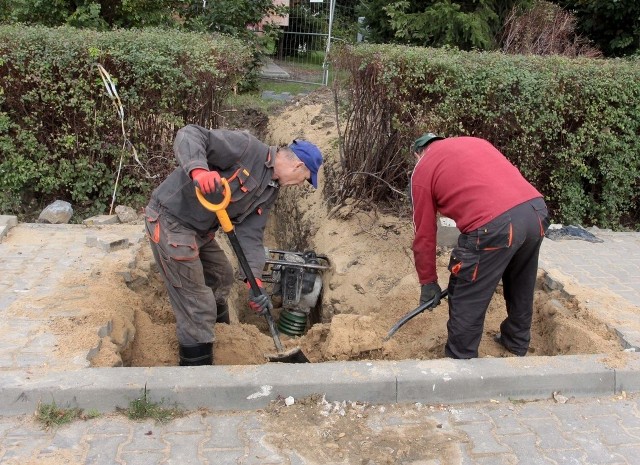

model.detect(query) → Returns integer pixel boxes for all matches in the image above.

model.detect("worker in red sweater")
[410,133,549,359]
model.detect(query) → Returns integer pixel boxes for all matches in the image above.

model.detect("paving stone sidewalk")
[539,228,640,351]
[1,219,640,464]
[1,394,639,464]
[539,227,640,307]
[0,221,145,372]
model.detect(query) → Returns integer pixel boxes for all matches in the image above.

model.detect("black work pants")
[444,197,549,359]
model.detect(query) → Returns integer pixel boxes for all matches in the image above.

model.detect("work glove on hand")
[420,282,442,308]
[191,168,222,194]
[247,278,273,316]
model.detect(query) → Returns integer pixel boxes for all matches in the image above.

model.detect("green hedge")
[0,25,252,220]
[331,44,640,229]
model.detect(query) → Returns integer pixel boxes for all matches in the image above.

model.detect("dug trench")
[112,211,624,367]
[71,87,627,369]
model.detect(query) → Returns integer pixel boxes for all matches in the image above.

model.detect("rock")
[83,215,119,226]
[437,216,460,248]
[115,205,139,223]
[37,200,73,224]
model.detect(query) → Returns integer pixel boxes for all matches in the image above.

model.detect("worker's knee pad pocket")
[448,248,479,282]
[160,233,198,288]
[144,206,161,243]
[471,215,512,250]
[166,233,199,261]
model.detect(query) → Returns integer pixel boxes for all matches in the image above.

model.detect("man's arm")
[411,183,439,284]
[173,124,210,175]
[174,125,259,174]
[233,207,271,280]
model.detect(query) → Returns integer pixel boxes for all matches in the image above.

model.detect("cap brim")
[308,172,318,188]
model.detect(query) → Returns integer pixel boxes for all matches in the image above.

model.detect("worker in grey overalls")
[145,124,322,365]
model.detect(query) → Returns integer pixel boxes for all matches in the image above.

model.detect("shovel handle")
[195,180,285,353]
[195,179,233,233]
[226,229,285,353]
[384,289,448,341]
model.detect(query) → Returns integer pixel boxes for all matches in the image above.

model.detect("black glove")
[420,282,442,308]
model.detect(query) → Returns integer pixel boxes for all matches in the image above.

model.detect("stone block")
[83,215,120,226]
[437,216,460,248]
[86,234,130,252]
[0,215,18,228]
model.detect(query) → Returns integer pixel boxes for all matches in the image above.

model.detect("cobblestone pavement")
[1,221,640,464]
[1,393,639,464]
[0,223,145,372]
[539,228,640,307]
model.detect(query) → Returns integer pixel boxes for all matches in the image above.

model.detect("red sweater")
[411,137,542,284]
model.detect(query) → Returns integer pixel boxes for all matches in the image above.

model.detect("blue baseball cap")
[289,139,323,188]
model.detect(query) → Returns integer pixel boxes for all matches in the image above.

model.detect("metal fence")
[259,0,358,86]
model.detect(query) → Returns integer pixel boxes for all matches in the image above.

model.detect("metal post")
[322,0,336,86]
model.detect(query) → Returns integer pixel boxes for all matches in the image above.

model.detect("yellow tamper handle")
[195,178,233,233]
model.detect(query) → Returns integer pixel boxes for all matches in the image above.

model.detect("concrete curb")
[3,353,637,415]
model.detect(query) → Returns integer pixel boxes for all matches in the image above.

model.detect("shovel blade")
[266,347,310,363]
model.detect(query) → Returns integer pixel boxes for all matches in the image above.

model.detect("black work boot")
[494,333,526,357]
[216,302,230,324]
[179,343,213,366]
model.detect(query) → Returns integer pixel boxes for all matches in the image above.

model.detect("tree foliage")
[556,0,640,56]
[181,0,281,36]
[2,0,179,29]
[1,0,284,37]
[358,0,532,50]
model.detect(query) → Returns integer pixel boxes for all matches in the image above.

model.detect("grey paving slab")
[539,229,640,307]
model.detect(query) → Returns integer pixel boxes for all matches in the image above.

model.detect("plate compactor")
[261,249,330,336]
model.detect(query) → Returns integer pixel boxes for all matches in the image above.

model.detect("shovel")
[196,179,310,363]
[384,289,449,341]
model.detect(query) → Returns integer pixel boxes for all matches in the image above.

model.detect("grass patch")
[225,80,319,109]
[122,386,183,423]
[35,401,82,428]
[84,409,101,419]
[222,79,321,121]
[260,79,320,95]
[224,91,283,115]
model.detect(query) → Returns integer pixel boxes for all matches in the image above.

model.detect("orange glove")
[191,168,221,194]
[246,278,273,315]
